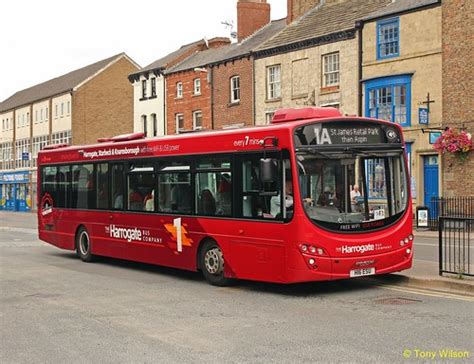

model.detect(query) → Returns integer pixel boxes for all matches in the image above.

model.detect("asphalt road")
[1,213,473,363]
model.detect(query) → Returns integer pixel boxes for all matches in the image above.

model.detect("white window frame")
[230,76,240,103]
[192,110,202,130]
[55,104,58,118]
[176,82,183,98]
[61,103,64,117]
[266,65,281,100]
[265,111,275,125]
[176,113,184,133]
[322,52,340,87]
[193,78,201,95]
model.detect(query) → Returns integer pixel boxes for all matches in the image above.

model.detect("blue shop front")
[0,171,33,212]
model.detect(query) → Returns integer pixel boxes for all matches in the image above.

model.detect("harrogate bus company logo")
[106,224,142,243]
[338,244,375,254]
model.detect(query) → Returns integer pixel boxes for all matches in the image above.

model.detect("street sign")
[429,131,441,144]
[21,152,30,161]
[419,107,429,125]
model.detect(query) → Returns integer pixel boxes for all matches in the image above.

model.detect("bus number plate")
[350,267,375,277]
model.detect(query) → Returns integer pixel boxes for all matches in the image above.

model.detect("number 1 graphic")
[173,217,182,252]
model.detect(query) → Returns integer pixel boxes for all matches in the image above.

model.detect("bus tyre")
[200,240,231,286]
[76,227,93,262]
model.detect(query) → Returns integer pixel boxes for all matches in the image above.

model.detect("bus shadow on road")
[49,251,383,296]
[236,278,380,297]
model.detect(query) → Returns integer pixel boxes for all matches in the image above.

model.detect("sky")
[0,0,287,102]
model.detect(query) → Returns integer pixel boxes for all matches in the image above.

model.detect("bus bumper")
[287,244,413,283]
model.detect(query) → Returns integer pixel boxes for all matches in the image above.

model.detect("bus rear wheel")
[76,227,93,262]
[199,240,231,286]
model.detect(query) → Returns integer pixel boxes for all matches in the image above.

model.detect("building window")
[151,113,157,137]
[151,78,156,97]
[40,109,43,121]
[265,111,275,124]
[266,65,281,100]
[46,107,49,120]
[142,80,147,99]
[55,104,58,118]
[32,135,49,167]
[176,113,184,133]
[15,138,31,168]
[26,112,30,126]
[61,103,64,117]
[230,76,240,103]
[67,101,70,115]
[141,115,147,136]
[51,130,72,145]
[35,110,38,123]
[176,82,183,98]
[193,78,201,95]
[377,18,399,60]
[193,110,202,130]
[365,75,411,126]
[0,142,14,170]
[322,52,340,87]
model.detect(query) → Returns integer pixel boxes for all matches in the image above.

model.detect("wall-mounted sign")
[22,152,30,161]
[417,207,429,228]
[419,108,429,125]
[429,131,442,144]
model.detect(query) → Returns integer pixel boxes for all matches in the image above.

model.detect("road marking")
[369,283,474,302]
[414,242,439,247]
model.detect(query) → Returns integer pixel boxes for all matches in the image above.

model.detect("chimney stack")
[237,0,271,42]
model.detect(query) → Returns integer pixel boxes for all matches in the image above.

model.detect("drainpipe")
[163,72,167,135]
[210,67,215,130]
[252,55,256,125]
[356,20,364,117]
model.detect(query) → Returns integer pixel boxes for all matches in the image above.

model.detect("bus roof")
[38,108,403,164]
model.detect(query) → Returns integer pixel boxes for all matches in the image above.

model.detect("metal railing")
[429,196,474,230]
[439,216,474,277]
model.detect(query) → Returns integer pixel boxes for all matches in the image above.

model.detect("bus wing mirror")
[260,158,278,183]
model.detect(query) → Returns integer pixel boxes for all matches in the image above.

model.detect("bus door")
[228,152,288,282]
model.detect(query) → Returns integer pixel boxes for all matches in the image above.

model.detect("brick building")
[360,0,443,209]
[164,38,232,134]
[128,40,211,137]
[441,0,474,197]
[0,53,139,211]
[165,0,283,133]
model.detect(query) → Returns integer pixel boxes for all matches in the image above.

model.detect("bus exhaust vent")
[97,132,145,143]
[271,107,342,124]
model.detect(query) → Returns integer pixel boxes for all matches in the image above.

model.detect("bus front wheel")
[76,227,93,262]
[199,240,231,286]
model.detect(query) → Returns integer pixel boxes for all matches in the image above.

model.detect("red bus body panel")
[37,116,413,284]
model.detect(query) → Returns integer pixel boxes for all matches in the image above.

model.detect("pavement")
[366,228,474,297]
[1,210,473,297]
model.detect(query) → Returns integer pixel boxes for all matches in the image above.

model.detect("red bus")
[37,107,413,285]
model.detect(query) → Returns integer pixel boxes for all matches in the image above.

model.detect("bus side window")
[96,163,109,209]
[41,166,58,206]
[241,154,282,219]
[157,160,191,214]
[71,164,95,209]
[111,164,124,210]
